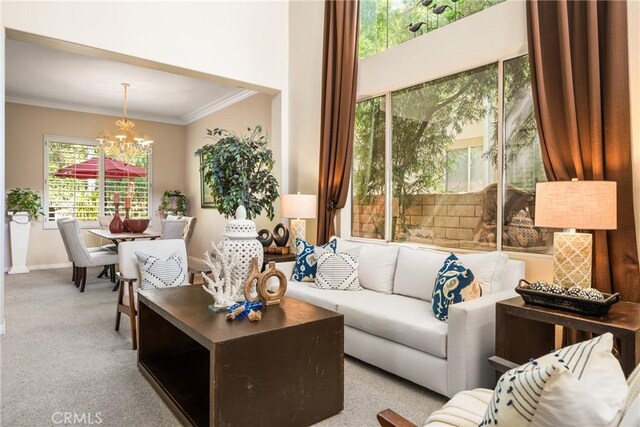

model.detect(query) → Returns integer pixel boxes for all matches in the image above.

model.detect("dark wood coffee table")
[137,286,344,427]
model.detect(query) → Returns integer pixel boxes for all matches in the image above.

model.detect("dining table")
[88,228,162,246]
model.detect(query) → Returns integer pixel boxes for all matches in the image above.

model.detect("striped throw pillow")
[312,247,362,291]
[135,251,187,290]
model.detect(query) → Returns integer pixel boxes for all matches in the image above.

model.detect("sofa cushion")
[332,237,399,294]
[393,247,509,300]
[286,280,369,311]
[337,293,448,358]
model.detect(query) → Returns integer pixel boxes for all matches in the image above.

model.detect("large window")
[351,55,553,254]
[359,0,505,58]
[44,136,151,228]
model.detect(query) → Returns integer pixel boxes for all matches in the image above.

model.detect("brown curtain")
[317,0,360,244]
[527,0,640,302]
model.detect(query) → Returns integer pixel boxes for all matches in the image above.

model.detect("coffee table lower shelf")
[139,348,210,427]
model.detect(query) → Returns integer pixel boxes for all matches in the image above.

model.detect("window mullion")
[384,92,393,242]
[99,150,105,217]
[496,60,505,251]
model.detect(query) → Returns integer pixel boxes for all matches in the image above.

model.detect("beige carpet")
[1,268,446,426]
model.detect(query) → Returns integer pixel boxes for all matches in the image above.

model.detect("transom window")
[44,135,151,228]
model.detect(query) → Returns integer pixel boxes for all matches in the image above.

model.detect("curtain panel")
[526,0,639,301]
[317,0,360,244]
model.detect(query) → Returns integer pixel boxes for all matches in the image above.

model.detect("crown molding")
[180,89,258,124]
[6,96,184,125]
[7,89,260,126]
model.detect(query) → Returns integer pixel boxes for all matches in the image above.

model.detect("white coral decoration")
[201,241,245,309]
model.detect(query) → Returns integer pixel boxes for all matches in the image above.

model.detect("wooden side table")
[495,296,640,377]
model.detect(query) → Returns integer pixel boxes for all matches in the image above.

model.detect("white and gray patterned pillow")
[135,251,187,290]
[312,247,362,291]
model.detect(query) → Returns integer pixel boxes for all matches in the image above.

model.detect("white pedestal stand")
[8,212,30,274]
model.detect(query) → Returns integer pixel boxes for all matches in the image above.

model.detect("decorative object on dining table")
[243,258,288,306]
[109,198,125,234]
[123,218,150,233]
[281,193,317,251]
[535,179,617,288]
[194,126,279,219]
[220,205,264,289]
[159,189,187,216]
[225,300,264,321]
[201,241,246,312]
[516,279,619,316]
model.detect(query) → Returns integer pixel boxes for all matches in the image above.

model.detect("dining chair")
[115,239,190,350]
[59,218,119,292]
[57,217,114,283]
[161,219,187,240]
[165,215,197,249]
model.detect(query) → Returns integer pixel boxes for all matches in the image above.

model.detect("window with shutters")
[44,135,152,229]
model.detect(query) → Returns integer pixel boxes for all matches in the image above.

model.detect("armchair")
[115,239,190,350]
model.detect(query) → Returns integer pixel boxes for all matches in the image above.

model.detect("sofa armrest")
[277,261,295,281]
[377,409,417,427]
[446,289,517,396]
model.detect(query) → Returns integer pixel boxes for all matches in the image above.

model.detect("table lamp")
[281,193,317,246]
[534,179,616,288]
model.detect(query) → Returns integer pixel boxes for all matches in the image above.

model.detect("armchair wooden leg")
[79,267,87,292]
[128,282,138,350]
[115,280,125,332]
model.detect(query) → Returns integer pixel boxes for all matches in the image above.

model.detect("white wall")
[2,1,289,92]
[288,0,324,243]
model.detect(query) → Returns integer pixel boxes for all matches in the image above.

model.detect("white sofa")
[278,237,525,398]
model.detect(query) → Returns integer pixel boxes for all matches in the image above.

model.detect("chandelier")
[97,83,153,161]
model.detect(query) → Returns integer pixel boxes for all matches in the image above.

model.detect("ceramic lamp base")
[290,219,306,248]
[553,231,592,287]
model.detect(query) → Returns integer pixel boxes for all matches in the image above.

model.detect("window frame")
[343,52,552,258]
[43,134,153,230]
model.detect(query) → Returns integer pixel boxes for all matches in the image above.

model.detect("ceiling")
[5,39,257,125]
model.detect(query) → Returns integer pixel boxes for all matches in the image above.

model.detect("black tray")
[515,279,620,316]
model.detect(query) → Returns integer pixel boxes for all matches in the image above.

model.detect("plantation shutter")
[45,140,100,225]
[103,153,151,218]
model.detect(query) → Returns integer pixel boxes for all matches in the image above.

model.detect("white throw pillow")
[135,251,187,290]
[312,247,362,291]
[619,394,640,427]
[480,333,628,427]
[330,237,400,294]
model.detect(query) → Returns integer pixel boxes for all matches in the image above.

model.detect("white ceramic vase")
[221,206,263,292]
[8,212,31,274]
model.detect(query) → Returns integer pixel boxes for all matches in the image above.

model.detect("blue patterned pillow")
[292,238,337,282]
[432,253,482,322]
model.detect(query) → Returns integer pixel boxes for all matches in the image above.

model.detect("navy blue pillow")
[292,238,337,282]
[432,253,481,322]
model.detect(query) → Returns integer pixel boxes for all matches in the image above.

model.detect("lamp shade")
[534,181,617,230]
[281,194,317,219]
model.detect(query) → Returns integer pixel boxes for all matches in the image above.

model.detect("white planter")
[8,212,31,274]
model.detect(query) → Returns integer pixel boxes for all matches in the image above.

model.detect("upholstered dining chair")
[161,219,188,240]
[166,215,197,249]
[57,217,113,283]
[59,219,119,292]
[115,239,191,350]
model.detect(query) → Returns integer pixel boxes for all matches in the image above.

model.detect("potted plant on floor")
[6,188,43,274]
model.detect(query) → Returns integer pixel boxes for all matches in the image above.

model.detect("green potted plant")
[159,190,187,216]
[6,188,44,274]
[195,126,279,220]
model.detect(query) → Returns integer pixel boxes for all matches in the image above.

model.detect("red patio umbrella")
[53,157,147,179]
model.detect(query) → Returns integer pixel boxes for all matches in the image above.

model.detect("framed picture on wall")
[200,152,215,208]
